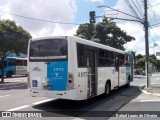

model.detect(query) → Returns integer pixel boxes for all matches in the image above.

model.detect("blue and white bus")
[0,57,27,77]
[28,36,133,100]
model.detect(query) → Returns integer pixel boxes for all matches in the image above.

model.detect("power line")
[149,2,160,8]
[125,0,143,21]
[150,22,160,27]
[0,10,80,25]
[130,0,143,17]
[135,0,144,13]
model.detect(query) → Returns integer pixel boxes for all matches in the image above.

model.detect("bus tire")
[103,81,111,97]
[125,75,130,88]
[6,71,12,77]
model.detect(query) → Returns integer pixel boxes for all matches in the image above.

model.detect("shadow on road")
[33,86,142,118]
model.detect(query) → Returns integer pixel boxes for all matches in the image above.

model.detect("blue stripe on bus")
[47,61,68,91]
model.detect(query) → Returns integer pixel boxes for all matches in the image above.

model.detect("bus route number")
[78,72,88,77]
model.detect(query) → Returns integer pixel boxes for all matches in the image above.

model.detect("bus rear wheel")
[6,71,12,77]
[103,81,111,97]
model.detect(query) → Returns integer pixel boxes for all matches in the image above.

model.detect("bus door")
[114,56,120,87]
[86,50,97,97]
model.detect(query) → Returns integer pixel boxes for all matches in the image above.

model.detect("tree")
[136,54,145,69]
[135,54,160,72]
[0,19,31,83]
[76,18,135,50]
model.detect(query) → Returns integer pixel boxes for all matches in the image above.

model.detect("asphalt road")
[0,75,160,120]
[0,76,141,120]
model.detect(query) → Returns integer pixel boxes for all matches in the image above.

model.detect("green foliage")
[128,50,137,58]
[135,54,160,70]
[76,18,135,50]
[0,19,31,57]
[0,19,31,83]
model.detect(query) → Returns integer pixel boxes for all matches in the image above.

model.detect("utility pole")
[144,0,150,88]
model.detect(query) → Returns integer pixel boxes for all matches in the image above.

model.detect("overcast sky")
[0,0,160,56]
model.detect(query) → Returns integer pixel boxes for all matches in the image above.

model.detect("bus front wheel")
[6,71,12,77]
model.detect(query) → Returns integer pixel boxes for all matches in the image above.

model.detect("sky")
[0,0,160,56]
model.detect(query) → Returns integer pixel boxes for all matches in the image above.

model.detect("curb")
[139,85,160,97]
[0,82,27,90]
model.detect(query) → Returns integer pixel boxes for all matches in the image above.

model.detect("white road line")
[32,98,55,105]
[6,105,30,111]
[0,94,12,98]
[140,99,160,102]
[141,90,152,95]
[5,98,55,112]
[152,93,160,96]
[141,90,160,96]
[72,118,85,120]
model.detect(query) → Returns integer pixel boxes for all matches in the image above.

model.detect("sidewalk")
[109,73,160,120]
[142,73,160,96]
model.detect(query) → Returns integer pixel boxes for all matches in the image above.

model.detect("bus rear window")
[29,39,67,61]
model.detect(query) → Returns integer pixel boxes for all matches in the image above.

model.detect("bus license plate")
[43,85,52,90]
[32,80,38,87]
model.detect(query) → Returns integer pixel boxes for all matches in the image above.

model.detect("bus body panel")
[47,61,68,91]
[29,62,47,90]
[119,67,126,86]
[97,67,114,95]
[16,66,27,75]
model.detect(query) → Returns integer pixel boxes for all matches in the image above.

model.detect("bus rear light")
[68,72,74,90]
[69,74,73,78]
[68,80,72,83]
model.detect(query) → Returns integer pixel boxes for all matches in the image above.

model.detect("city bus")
[0,57,27,77]
[27,36,133,100]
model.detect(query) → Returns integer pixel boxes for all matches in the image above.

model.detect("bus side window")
[16,60,23,66]
[124,55,130,66]
[8,60,15,66]
[24,60,27,66]
[77,43,86,67]
[0,60,7,68]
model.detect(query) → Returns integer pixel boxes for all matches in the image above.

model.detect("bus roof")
[0,57,27,60]
[31,36,125,54]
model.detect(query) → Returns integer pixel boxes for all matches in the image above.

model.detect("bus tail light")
[68,73,74,90]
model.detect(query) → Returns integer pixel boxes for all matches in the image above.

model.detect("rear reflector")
[68,80,72,83]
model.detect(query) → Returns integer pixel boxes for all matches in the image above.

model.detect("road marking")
[140,99,160,102]
[0,94,12,98]
[152,93,160,96]
[141,90,152,95]
[32,98,55,105]
[5,98,55,111]
[6,105,30,111]
[72,118,85,120]
[141,90,160,96]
